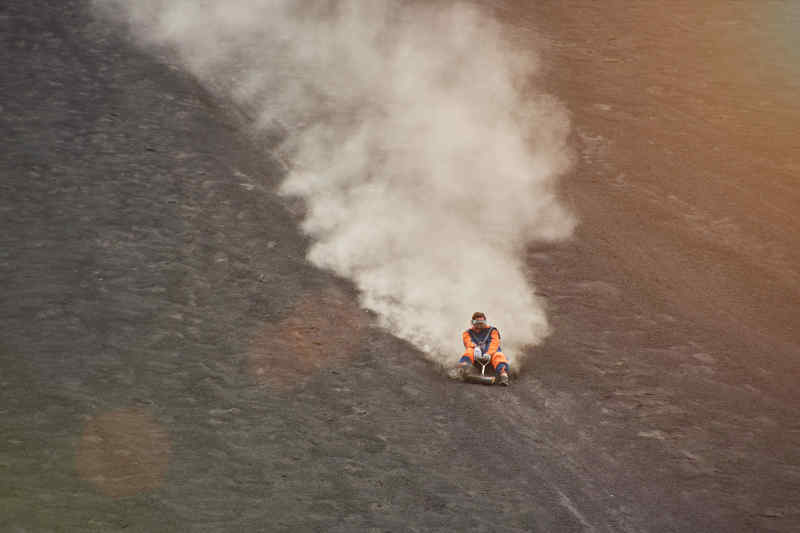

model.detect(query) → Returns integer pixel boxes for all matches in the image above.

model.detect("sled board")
[461,364,497,385]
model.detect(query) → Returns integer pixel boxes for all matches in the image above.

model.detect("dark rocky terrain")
[2,1,798,531]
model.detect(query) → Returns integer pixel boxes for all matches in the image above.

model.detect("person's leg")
[449,350,474,379]
[491,352,510,385]
[490,352,509,374]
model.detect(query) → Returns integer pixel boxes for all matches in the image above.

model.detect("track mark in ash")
[557,489,597,532]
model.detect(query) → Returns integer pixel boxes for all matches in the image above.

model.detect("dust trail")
[94,0,575,368]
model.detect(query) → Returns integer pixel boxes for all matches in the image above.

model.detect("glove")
[474,347,490,364]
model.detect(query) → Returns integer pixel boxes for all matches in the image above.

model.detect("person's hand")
[473,347,482,359]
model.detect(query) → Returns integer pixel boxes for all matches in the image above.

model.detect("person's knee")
[491,352,507,364]
[491,352,509,372]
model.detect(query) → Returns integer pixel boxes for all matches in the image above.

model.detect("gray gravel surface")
[2,1,799,532]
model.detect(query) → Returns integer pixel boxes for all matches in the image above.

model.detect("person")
[456,312,510,386]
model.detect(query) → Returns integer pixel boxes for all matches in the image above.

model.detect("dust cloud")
[94,0,575,368]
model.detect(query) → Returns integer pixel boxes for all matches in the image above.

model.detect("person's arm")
[462,330,474,350]
[487,329,500,355]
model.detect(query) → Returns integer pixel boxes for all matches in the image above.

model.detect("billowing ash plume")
[95,0,575,369]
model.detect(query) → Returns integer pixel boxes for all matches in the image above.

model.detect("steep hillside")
[2,1,798,531]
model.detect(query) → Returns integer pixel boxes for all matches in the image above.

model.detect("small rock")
[637,430,666,440]
[692,353,716,364]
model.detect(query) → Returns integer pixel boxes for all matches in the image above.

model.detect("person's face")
[471,317,487,330]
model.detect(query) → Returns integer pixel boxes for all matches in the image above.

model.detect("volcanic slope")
[2,1,799,532]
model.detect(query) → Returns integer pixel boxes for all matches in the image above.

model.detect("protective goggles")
[471,318,487,326]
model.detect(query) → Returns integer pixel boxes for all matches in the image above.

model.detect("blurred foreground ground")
[2,0,798,531]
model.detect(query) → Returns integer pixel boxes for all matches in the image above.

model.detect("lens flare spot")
[76,408,171,498]
[247,288,367,387]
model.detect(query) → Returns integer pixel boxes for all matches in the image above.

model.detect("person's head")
[471,312,488,330]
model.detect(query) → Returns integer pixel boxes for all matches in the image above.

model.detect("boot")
[497,371,509,386]
[448,363,471,380]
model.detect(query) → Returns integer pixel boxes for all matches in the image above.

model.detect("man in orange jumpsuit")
[456,312,510,386]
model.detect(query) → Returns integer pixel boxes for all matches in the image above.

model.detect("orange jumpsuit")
[460,326,509,374]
